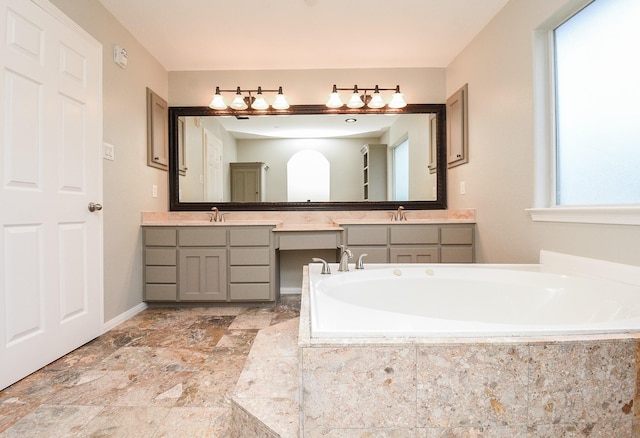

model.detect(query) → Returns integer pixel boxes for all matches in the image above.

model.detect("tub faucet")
[392,206,407,221]
[338,245,353,272]
[355,253,368,270]
[311,257,331,274]
[210,207,225,222]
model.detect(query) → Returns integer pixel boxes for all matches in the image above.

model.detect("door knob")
[88,202,103,212]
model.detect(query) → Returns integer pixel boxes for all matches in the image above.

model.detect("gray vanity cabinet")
[144,228,178,301]
[342,223,475,263]
[143,225,277,303]
[228,227,274,301]
[389,225,439,263]
[178,227,227,301]
[343,226,388,263]
[440,225,474,263]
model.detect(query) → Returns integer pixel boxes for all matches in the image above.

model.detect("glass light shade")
[272,91,290,110]
[230,93,248,110]
[209,93,227,110]
[367,92,386,109]
[388,89,407,109]
[326,92,344,108]
[251,94,269,110]
[347,91,365,109]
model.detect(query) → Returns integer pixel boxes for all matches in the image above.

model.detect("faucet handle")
[311,257,331,274]
[355,253,367,270]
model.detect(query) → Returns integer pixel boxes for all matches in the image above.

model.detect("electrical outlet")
[103,142,115,161]
[152,184,158,198]
[460,181,466,195]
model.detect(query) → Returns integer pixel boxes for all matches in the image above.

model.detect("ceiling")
[212,113,403,140]
[98,0,509,72]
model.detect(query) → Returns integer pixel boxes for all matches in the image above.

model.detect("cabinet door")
[390,247,438,263]
[179,249,227,301]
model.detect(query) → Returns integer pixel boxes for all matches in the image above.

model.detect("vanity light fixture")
[209,86,290,111]
[326,84,407,109]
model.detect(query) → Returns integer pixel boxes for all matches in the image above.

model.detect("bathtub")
[309,260,640,338]
[298,252,640,435]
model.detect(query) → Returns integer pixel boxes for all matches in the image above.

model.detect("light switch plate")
[103,142,115,161]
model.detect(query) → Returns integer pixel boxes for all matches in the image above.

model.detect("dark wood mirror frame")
[169,104,447,211]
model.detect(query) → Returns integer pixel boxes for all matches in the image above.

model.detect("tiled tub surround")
[298,253,640,437]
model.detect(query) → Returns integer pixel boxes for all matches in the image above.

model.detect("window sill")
[526,207,640,226]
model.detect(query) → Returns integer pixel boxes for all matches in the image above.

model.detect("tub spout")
[311,257,331,274]
[355,253,367,270]
[338,245,353,272]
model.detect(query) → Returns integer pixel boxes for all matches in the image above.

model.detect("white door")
[204,128,223,202]
[0,0,103,390]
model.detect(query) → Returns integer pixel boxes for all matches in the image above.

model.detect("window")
[554,0,640,206]
[393,138,409,201]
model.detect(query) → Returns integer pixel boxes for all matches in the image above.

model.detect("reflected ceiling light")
[209,86,290,111]
[325,84,407,110]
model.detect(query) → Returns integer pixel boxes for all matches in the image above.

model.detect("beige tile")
[302,346,416,430]
[229,308,274,330]
[528,342,636,425]
[77,406,170,437]
[153,406,230,437]
[416,345,529,428]
[0,404,102,437]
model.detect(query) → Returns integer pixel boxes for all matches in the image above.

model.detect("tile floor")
[0,296,301,437]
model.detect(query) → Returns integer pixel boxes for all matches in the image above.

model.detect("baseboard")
[102,301,148,333]
[280,287,302,295]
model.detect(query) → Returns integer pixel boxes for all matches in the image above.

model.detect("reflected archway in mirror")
[168,104,446,211]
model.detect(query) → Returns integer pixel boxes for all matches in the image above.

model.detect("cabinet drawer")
[390,247,438,263]
[441,246,474,263]
[145,266,176,283]
[230,266,271,283]
[390,226,439,245]
[441,227,474,245]
[349,247,388,263]
[178,228,227,246]
[144,228,176,246]
[229,283,271,301]
[277,231,340,250]
[346,226,387,245]
[229,227,271,246]
[145,248,176,266]
[145,284,177,301]
[229,247,270,265]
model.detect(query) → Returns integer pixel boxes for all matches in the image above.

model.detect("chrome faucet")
[355,253,367,270]
[338,245,353,272]
[210,207,225,222]
[392,206,407,221]
[311,257,331,274]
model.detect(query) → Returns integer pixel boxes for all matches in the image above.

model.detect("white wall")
[446,0,640,266]
[169,68,446,106]
[50,0,169,321]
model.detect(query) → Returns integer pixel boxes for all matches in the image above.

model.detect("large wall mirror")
[169,104,446,211]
